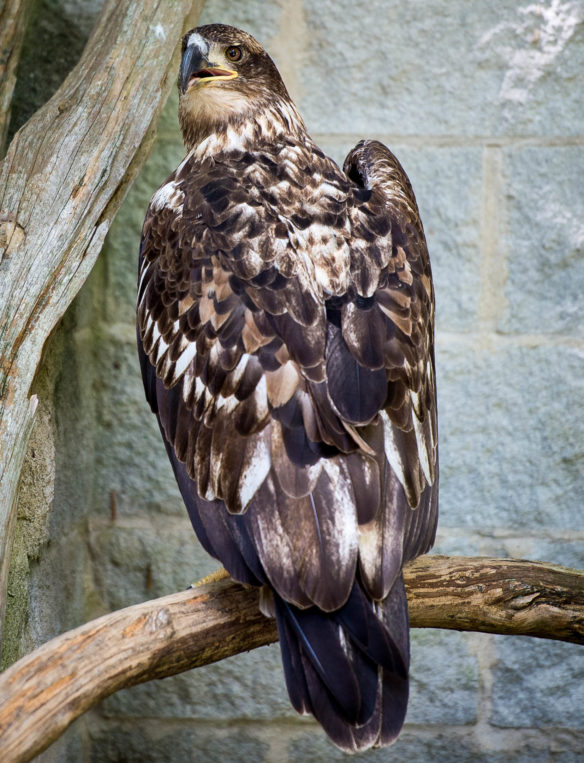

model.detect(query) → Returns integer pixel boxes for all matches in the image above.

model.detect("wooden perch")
[0,555,582,763]
[0,0,205,641]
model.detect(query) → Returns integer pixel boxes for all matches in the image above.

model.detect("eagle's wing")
[341,140,438,596]
[137,139,437,751]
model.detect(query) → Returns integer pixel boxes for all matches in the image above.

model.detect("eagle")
[137,24,438,752]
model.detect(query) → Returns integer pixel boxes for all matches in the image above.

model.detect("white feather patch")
[138,260,151,294]
[176,149,195,176]
[173,340,197,381]
[321,459,358,564]
[357,522,380,588]
[195,120,254,158]
[195,375,206,401]
[230,353,252,386]
[253,375,269,422]
[203,481,216,502]
[381,410,409,492]
[293,221,351,295]
[154,331,169,365]
[151,180,184,212]
[215,393,239,414]
[143,311,154,339]
[187,32,207,49]
[238,432,271,509]
[137,282,150,310]
[412,408,434,486]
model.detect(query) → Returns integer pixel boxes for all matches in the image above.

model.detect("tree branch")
[0,555,581,762]
[0,0,205,643]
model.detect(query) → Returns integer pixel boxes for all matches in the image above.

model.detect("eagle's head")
[178,24,301,149]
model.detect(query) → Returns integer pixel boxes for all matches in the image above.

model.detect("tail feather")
[276,599,372,724]
[376,667,409,747]
[274,575,410,752]
[336,580,408,678]
[277,605,314,716]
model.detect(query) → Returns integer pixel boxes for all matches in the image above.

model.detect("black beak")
[179,43,210,94]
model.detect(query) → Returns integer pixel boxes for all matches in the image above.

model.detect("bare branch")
[405,555,584,642]
[0,555,581,762]
[0,0,205,641]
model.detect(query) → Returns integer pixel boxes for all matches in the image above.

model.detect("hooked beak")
[179,43,238,94]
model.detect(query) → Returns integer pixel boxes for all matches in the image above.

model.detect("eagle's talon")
[190,567,230,587]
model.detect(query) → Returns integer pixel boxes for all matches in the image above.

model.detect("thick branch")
[0,555,581,762]
[0,0,205,642]
[405,555,583,641]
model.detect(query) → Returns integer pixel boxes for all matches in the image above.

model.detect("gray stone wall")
[4,1,584,761]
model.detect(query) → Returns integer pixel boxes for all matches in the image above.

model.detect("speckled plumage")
[137,24,438,753]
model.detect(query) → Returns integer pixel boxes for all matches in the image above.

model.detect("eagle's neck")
[182,95,307,158]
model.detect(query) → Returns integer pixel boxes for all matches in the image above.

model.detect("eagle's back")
[137,133,437,751]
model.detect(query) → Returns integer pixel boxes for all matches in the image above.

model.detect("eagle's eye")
[226,46,242,62]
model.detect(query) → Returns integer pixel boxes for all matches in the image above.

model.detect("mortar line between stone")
[310,133,584,148]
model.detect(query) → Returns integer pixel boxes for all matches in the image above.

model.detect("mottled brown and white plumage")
[137,24,438,752]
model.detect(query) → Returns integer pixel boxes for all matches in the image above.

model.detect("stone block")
[498,146,584,335]
[491,636,584,728]
[288,727,584,762]
[37,718,85,763]
[394,146,484,332]
[300,0,584,138]
[89,722,270,763]
[431,531,481,557]
[100,642,295,722]
[46,322,96,537]
[529,539,584,570]
[26,529,88,647]
[408,630,479,725]
[198,0,283,47]
[488,537,584,569]
[88,331,186,519]
[437,338,584,531]
[87,517,216,612]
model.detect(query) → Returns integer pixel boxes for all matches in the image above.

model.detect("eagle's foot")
[189,567,230,588]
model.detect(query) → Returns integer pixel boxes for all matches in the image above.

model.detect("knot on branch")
[0,213,25,260]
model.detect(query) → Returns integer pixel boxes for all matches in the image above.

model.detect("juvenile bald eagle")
[137,24,438,752]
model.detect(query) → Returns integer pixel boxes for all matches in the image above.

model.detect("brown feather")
[265,361,300,407]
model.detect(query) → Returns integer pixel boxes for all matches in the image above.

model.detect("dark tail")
[274,575,410,752]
